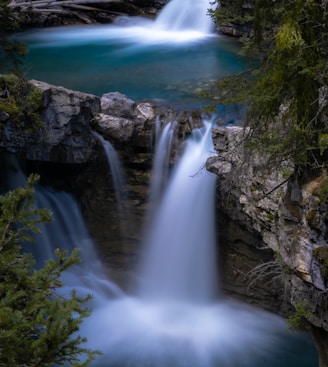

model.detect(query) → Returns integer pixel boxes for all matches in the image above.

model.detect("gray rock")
[101,92,136,119]
[207,125,328,332]
[94,113,136,143]
[27,80,100,163]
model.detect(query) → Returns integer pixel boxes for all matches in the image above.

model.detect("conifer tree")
[0,174,99,367]
[210,0,328,174]
[0,0,27,74]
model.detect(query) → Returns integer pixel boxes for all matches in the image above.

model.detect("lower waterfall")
[27,122,316,367]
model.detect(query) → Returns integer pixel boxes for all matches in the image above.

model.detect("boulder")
[93,113,136,143]
[101,92,136,119]
[26,80,101,163]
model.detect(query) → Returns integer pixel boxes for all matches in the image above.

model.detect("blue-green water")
[16,23,247,109]
[15,20,319,367]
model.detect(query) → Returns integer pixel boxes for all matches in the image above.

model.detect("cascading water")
[138,121,218,303]
[155,0,214,33]
[9,0,318,364]
[75,121,315,367]
[92,131,130,234]
[15,0,243,110]
[148,120,177,208]
[9,123,316,367]
[93,132,126,204]
[32,187,124,303]
[18,0,215,46]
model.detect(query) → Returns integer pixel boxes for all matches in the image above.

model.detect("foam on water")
[20,0,215,47]
[80,296,288,367]
[74,122,298,367]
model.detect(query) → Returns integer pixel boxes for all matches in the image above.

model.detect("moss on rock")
[313,247,328,284]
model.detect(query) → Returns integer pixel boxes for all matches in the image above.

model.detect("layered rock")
[19,0,169,28]
[215,1,253,37]
[1,81,327,362]
[207,126,328,365]
[0,80,204,285]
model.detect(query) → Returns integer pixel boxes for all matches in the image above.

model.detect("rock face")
[207,126,328,366]
[215,1,253,37]
[217,22,252,37]
[20,0,169,28]
[1,82,327,363]
[26,80,100,163]
[0,80,204,286]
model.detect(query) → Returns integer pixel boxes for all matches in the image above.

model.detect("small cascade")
[93,131,133,240]
[155,0,214,34]
[148,120,177,207]
[93,132,126,204]
[5,122,317,367]
[17,0,215,48]
[32,186,124,302]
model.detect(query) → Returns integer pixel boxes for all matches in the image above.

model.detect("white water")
[11,0,316,364]
[155,0,214,33]
[22,0,215,46]
[138,122,218,303]
[32,187,124,304]
[24,123,313,367]
[93,132,126,204]
[77,121,290,367]
[148,120,177,208]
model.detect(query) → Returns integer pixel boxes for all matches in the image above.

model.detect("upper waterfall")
[155,0,214,34]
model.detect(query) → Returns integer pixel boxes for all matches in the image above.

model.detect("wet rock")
[26,80,100,163]
[101,92,136,119]
[136,102,156,123]
[93,114,136,143]
[207,126,328,332]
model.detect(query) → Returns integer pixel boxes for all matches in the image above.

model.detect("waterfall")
[7,125,316,367]
[93,132,126,204]
[138,121,218,303]
[155,0,214,34]
[148,120,177,207]
[32,187,124,302]
[77,123,294,367]
[19,0,215,47]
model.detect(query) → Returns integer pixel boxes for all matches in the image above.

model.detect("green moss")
[274,252,292,274]
[0,74,43,131]
[266,212,275,221]
[306,210,318,228]
[287,302,311,330]
[281,168,293,179]
[313,177,328,201]
[313,246,328,283]
[0,97,20,115]
[319,133,328,156]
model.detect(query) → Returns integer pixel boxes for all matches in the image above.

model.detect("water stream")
[10,0,319,365]
[16,0,245,111]
[31,122,317,367]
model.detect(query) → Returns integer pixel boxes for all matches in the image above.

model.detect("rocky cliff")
[1,81,327,364]
[0,80,202,286]
[207,126,328,366]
